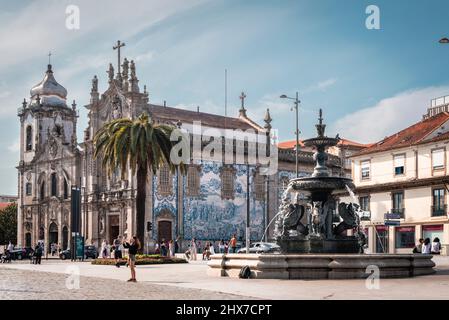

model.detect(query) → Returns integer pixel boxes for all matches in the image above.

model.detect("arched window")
[25,183,32,196]
[40,182,45,200]
[51,173,57,197]
[220,166,236,200]
[254,171,265,201]
[158,164,172,196]
[25,126,32,151]
[63,178,68,199]
[186,165,201,197]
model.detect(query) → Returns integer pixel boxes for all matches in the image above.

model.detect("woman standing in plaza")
[123,236,141,282]
[190,238,197,261]
[169,240,175,257]
[100,240,108,258]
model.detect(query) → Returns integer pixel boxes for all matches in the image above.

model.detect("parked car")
[84,245,97,259]
[8,247,34,260]
[59,249,71,260]
[237,242,281,254]
[60,246,97,260]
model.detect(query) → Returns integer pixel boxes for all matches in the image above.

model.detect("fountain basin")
[207,254,436,279]
[290,176,355,194]
[277,237,360,254]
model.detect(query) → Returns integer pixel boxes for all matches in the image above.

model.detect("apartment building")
[343,109,449,255]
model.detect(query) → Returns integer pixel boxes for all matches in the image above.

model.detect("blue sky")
[1,0,449,195]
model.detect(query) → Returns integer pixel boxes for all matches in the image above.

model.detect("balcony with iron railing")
[390,208,405,219]
[431,204,447,217]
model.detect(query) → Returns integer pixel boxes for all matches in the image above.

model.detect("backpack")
[238,265,251,279]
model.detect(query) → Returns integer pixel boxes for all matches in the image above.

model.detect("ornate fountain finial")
[316,108,326,137]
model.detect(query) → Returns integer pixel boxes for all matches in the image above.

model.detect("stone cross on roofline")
[239,91,247,117]
[113,40,125,76]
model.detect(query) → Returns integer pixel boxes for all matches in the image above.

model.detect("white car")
[237,242,280,254]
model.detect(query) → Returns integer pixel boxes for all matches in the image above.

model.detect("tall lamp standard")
[280,92,300,178]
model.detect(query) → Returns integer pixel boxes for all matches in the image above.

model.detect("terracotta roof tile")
[0,203,13,211]
[147,104,263,131]
[354,112,449,157]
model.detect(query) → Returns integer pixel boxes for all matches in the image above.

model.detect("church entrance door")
[158,221,172,242]
[109,215,120,245]
[48,222,58,254]
[25,233,31,248]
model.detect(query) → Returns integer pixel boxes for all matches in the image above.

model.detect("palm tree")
[94,113,187,250]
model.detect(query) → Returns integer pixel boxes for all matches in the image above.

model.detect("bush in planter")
[91,257,187,266]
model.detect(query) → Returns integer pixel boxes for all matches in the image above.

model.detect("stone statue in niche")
[92,75,98,92]
[108,63,114,83]
[49,138,58,158]
[99,215,105,235]
[111,95,122,119]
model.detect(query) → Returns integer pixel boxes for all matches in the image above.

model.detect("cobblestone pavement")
[0,267,255,300]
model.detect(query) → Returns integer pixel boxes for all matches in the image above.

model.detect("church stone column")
[17,172,23,247]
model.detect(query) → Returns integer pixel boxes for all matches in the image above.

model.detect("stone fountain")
[208,110,435,279]
[274,109,364,254]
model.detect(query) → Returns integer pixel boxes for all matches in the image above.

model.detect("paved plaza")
[0,255,449,299]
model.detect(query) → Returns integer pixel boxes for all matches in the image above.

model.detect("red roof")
[354,112,449,157]
[277,140,306,149]
[0,203,13,211]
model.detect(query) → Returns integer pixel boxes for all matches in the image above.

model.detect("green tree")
[94,113,186,250]
[0,203,17,245]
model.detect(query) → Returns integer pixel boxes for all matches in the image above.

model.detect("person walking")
[413,238,424,253]
[169,240,175,257]
[6,241,13,254]
[191,238,197,261]
[114,236,123,267]
[160,240,167,257]
[34,244,42,265]
[210,241,215,255]
[219,239,225,254]
[123,236,141,282]
[174,237,179,254]
[422,238,432,254]
[100,240,108,258]
[202,242,211,260]
[432,237,442,254]
[229,234,237,253]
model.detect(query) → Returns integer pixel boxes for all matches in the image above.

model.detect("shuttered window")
[394,154,405,175]
[432,149,445,170]
[361,160,370,180]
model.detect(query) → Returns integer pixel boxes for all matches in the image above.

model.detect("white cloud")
[303,78,338,93]
[135,51,155,63]
[332,85,449,143]
[246,93,291,122]
[7,139,20,153]
[0,0,205,72]
[317,78,337,90]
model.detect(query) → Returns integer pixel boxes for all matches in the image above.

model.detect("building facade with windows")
[16,50,344,253]
[342,110,449,255]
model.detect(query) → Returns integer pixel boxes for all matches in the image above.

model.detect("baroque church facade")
[16,47,343,253]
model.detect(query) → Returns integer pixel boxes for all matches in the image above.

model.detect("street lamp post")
[280,92,300,178]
